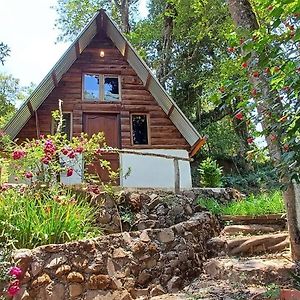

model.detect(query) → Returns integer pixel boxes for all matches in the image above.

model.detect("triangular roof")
[4,10,201,146]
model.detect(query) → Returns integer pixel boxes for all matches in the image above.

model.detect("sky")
[0,0,148,87]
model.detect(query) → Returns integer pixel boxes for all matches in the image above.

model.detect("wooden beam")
[123,43,129,59]
[190,137,207,157]
[35,110,41,138]
[75,41,80,58]
[167,104,175,118]
[27,102,34,116]
[144,73,151,90]
[51,71,58,87]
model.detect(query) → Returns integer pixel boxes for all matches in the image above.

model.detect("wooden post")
[35,111,40,138]
[174,158,180,194]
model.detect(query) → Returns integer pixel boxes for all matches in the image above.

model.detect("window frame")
[82,73,121,102]
[130,113,151,146]
[51,112,73,140]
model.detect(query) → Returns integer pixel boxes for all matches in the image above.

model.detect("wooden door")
[83,113,120,183]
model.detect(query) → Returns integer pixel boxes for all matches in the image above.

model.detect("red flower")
[227,47,235,53]
[264,67,270,74]
[41,157,50,165]
[7,280,20,297]
[235,112,243,120]
[12,150,26,160]
[241,62,248,68]
[25,172,33,179]
[267,5,273,11]
[66,168,74,177]
[247,137,255,144]
[44,139,56,156]
[270,134,277,142]
[67,151,76,159]
[252,71,259,78]
[283,86,290,92]
[75,146,84,154]
[61,148,69,155]
[296,67,300,74]
[251,89,258,97]
[283,144,289,152]
[9,267,22,278]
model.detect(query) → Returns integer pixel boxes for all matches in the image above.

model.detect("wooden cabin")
[4,10,203,189]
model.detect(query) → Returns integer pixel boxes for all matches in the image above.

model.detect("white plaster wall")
[120,149,192,189]
[60,154,83,185]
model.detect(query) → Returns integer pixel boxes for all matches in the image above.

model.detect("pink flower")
[12,149,26,160]
[41,156,51,165]
[7,280,20,297]
[66,168,73,177]
[61,148,69,155]
[44,139,56,156]
[25,172,33,179]
[9,267,22,278]
[75,146,84,154]
[67,151,76,159]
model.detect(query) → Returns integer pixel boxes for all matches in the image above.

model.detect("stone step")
[203,256,294,286]
[221,224,286,236]
[227,232,289,256]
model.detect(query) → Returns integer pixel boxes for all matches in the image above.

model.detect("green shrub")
[198,157,223,187]
[197,190,285,216]
[0,186,101,249]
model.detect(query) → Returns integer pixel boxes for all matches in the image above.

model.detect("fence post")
[174,158,180,194]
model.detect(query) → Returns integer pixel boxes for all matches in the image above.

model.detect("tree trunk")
[113,0,130,33]
[157,2,175,86]
[227,0,300,259]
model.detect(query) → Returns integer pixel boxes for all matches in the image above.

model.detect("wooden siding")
[17,33,189,150]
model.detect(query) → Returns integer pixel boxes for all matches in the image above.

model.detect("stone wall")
[95,188,240,234]
[13,212,220,300]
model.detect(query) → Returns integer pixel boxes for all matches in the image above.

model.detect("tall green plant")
[198,157,223,187]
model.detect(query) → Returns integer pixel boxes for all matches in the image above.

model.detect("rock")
[85,290,112,300]
[43,244,63,253]
[128,193,142,211]
[147,196,160,210]
[69,283,83,298]
[158,228,175,243]
[98,211,112,223]
[14,287,31,300]
[22,271,31,284]
[107,258,116,276]
[112,247,128,258]
[150,285,166,297]
[31,260,44,277]
[13,249,32,273]
[184,204,193,215]
[46,283,65,300]
[132,288,149,298]
[46,254,67,269]
[86,263,104,274]
[72,256,88,269]
[207,237,227,257]
[140,230,151,242]
[88,274,111,290]
[55,264,71,277]
[31,273,52,289]
[167,276,182,292]
[67,272,84,283]
[137,270,152,285]
[110,277,123,290]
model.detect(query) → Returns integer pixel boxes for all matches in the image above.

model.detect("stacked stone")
[13,212,220,300]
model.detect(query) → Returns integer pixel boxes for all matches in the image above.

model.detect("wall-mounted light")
[100,50,105,57]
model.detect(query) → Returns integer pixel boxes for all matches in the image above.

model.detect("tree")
[0,42,10,65]
[226,0,300,259]
[0,74,30,129]
[54,0,138,42]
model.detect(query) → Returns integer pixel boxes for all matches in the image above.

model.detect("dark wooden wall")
[17,32,189,150]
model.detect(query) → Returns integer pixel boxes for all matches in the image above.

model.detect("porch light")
[100,50,105,57]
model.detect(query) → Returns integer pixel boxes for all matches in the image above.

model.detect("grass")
[197,190,285,216]
[0,186,101,249]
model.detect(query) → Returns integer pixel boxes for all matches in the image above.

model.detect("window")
[52,113,72,140]
[83,74,120,102]
[131,114,149,145]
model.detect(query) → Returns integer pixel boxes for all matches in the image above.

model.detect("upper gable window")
[83,74,120,102]
[83,74,100,101]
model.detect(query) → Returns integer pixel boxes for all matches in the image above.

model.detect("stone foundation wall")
[13,212,220,300]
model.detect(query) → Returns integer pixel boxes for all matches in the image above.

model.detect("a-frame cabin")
[4,10,203,189]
